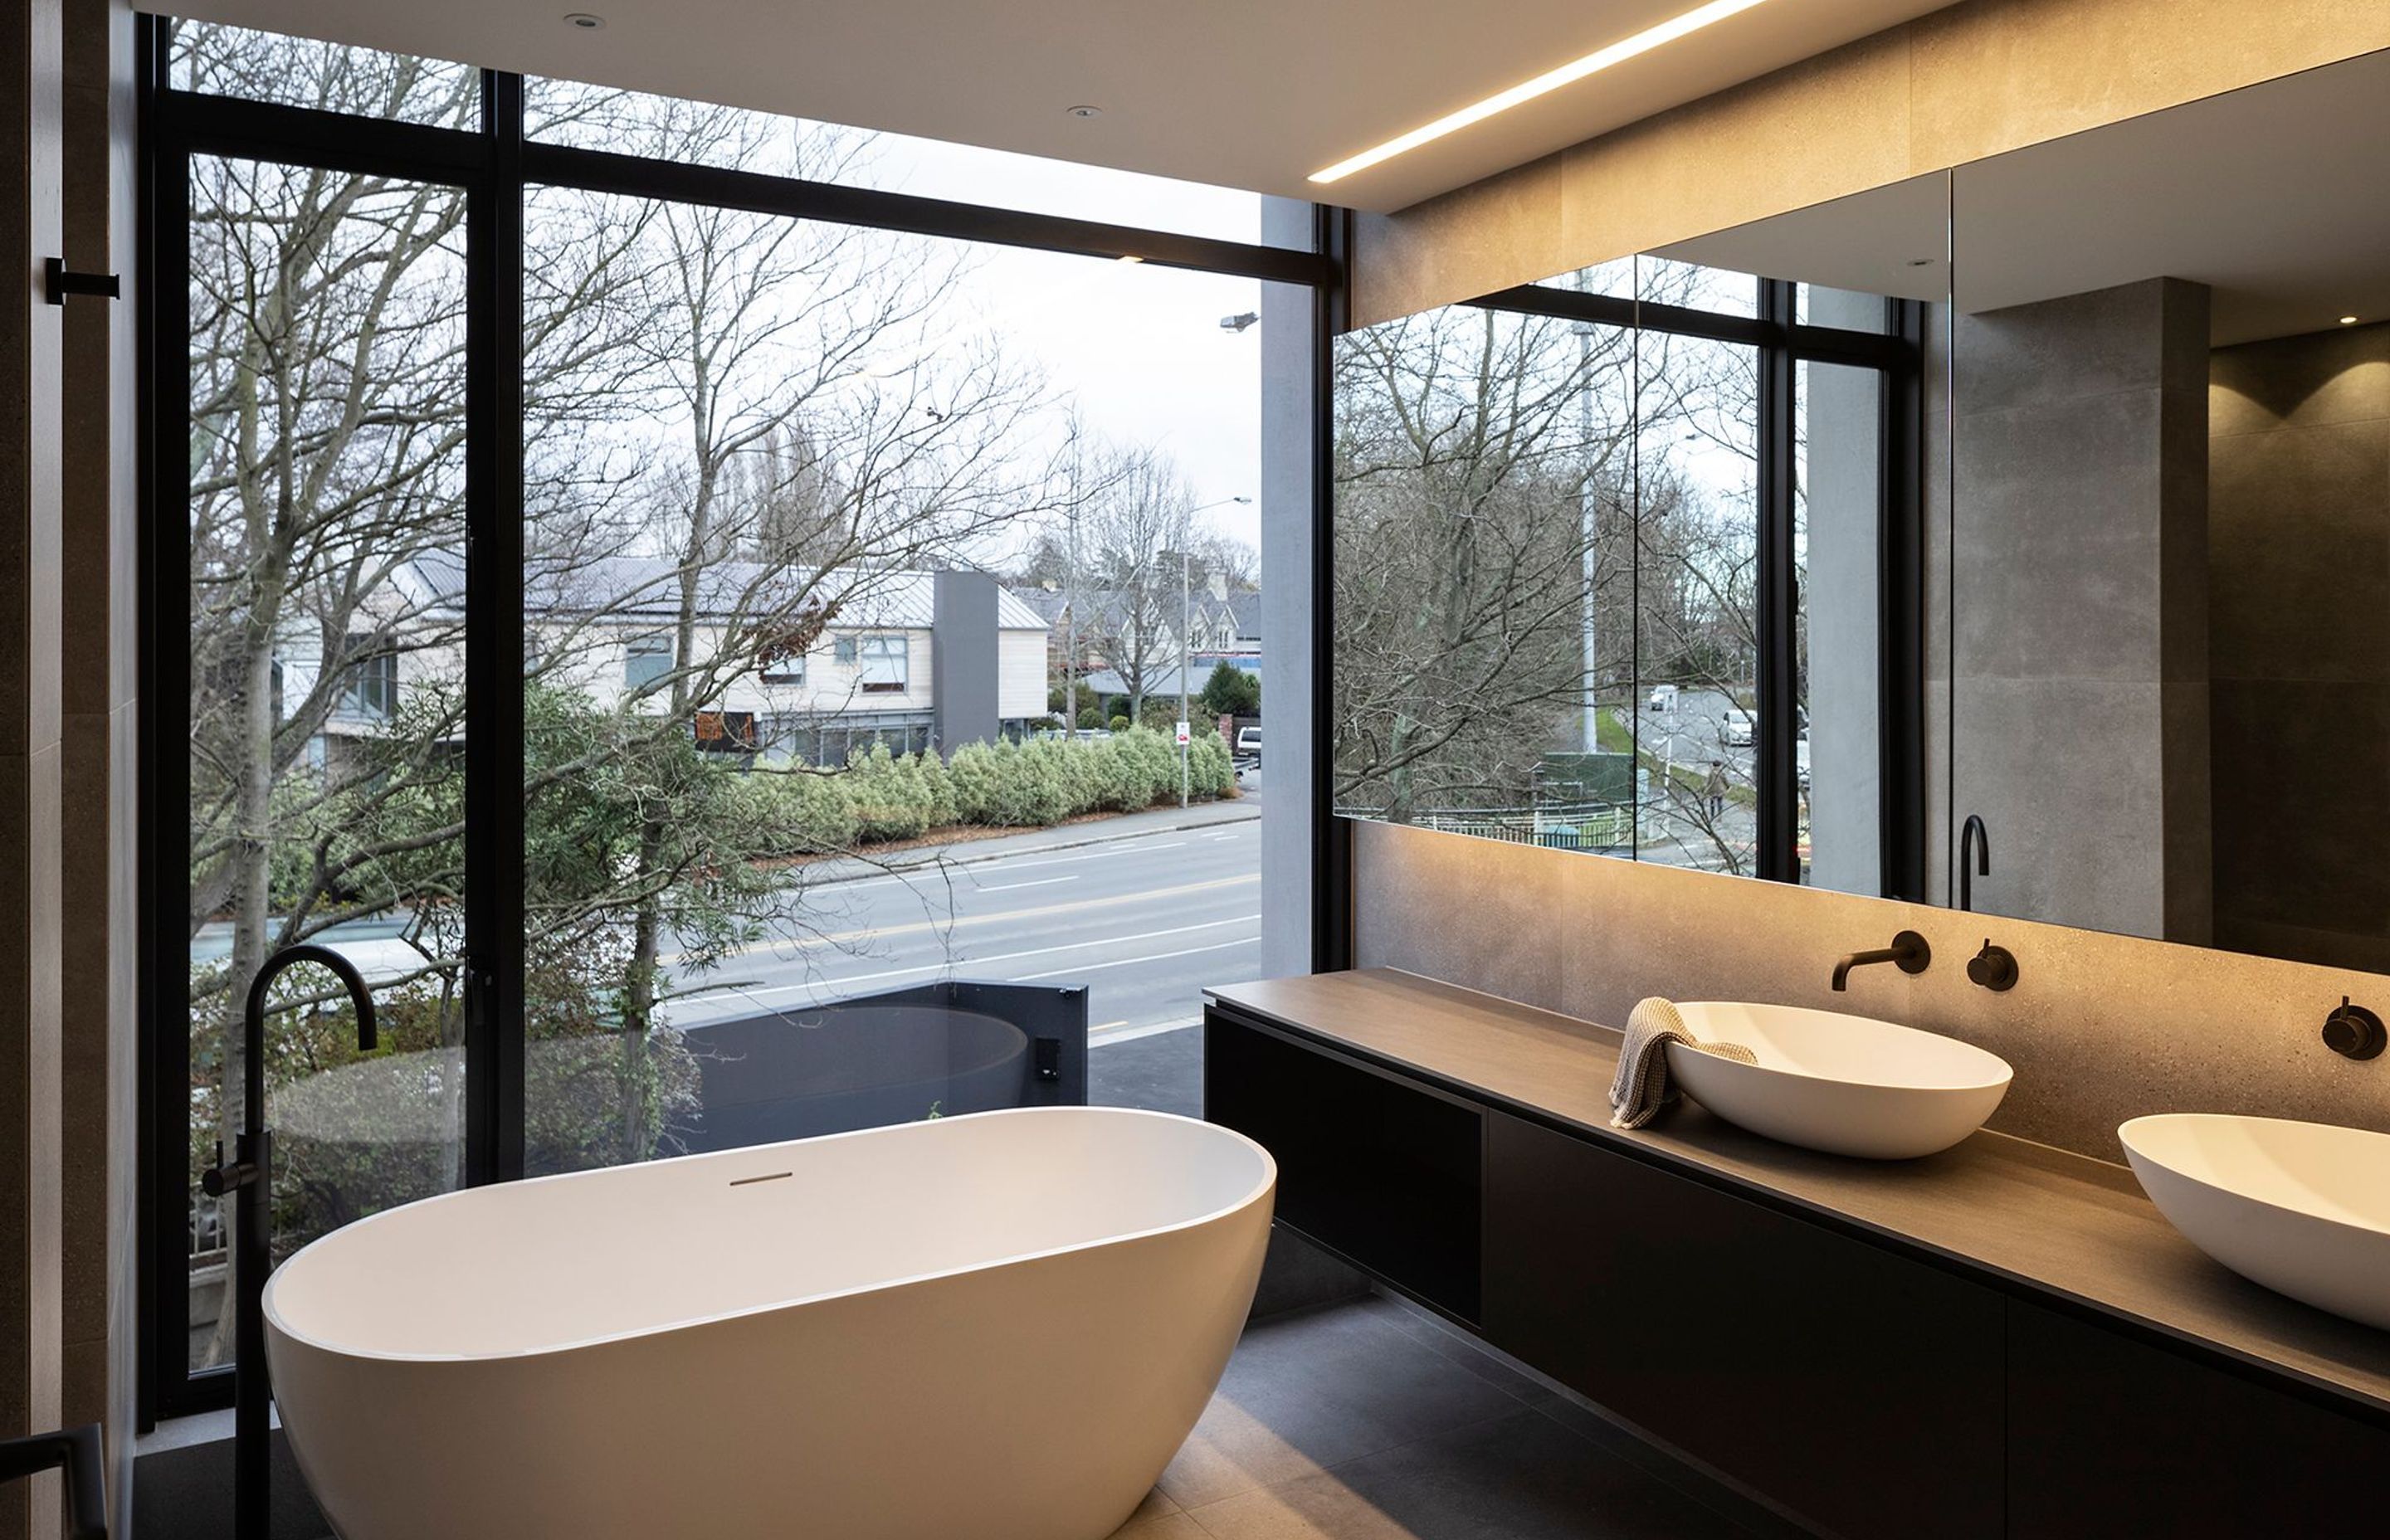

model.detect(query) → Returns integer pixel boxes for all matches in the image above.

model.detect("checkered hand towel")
[1608,997,1756,1130]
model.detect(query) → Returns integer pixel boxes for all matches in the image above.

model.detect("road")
[657,802,1264,1043]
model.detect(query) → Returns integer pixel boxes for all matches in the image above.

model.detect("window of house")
[624,636,673,692]
[856,635,907,693]
[341,635,398,720]
[758,649,805,685]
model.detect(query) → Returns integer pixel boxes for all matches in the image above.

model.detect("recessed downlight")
[1309,0,1773,184]
[2343,315,2363,326]
[563,12,605,29]
[1066,105,1104,120]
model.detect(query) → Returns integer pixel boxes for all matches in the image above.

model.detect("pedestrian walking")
[1704,761,1727,820]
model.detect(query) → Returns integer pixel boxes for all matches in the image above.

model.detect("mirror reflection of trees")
[1332,287,1760,874]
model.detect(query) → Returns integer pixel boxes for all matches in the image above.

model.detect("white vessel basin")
[2119,1114,2390,1330]
[1663,1001,2012,1160]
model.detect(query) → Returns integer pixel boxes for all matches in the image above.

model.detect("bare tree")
[176,32,1066,1362]
[1074,445,1199,720]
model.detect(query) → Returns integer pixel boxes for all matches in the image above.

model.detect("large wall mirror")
[1332,175,1949,901]
[1333,46,2390,972]
[1949,48,2390,967]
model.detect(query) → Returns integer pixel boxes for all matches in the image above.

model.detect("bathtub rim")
[261,1104,1275,1366]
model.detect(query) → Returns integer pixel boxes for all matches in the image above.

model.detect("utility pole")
[1063,434,1080,737]
[1178,545,1192,808]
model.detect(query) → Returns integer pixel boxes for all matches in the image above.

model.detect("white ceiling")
[1651,50,2390,346]
[168,0,1956,212]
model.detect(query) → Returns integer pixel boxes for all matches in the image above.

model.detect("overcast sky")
[811,124,1273,558]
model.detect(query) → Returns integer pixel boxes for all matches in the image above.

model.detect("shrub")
[1107,714,1130,732]
[946,740,1002,824]
[846,742,934,842]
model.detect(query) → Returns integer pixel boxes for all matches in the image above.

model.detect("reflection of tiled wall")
[1952,277,2212,945]
[2210,321,2390,970]
[1351,818,2390,1162]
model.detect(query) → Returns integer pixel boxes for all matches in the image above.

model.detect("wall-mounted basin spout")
[1832,929,1931,991]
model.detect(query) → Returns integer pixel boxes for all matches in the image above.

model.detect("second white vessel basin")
[1664,1001,2012,1160]
[2120,1114,2390,1331]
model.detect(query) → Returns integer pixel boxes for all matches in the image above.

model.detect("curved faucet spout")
[1959,815,1991,913]
[212,943,381,1540]
[1832,929,1932,991]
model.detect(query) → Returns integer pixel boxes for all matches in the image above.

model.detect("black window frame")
[136,12,1346,1424]
[1464,275,1928,896]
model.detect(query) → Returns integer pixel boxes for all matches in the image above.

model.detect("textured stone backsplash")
[1350,818,2390,1162]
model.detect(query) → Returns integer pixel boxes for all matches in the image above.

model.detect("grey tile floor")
[1106,1294,1799,1540]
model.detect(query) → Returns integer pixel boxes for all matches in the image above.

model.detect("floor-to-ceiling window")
[149,17,1331,1414]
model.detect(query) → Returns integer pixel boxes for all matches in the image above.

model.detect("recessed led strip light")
[1310,0,1774,184]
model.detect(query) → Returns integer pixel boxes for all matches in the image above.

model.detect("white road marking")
[1012,936,1260,982]
[983,840,1188,871]
[668,914,1261,1012]
[970,875,1077,892]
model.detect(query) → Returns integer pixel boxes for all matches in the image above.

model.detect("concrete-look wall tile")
[2212,323,2390,438]
[1955,280,2171,417]
[1906,0,2390,173]
[1555,27,1912,273]
[1953,392,2166,682]
[1350,820,1563,1014]
[1354,819,2390,1162]
[1349,154,1564,329]
[1950,675,2172,943]
[2209,677,2390,941]
[2209,419,2390,683]
[2158,679,2212,948]
[1554,849,1924,1031]
[1901,899,2390,1157]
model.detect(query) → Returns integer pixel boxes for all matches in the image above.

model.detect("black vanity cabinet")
[1205,1004,1483,1323]
[2006,1304,2384,1538]
[1202,992,2390,1540]
[1483,1114,2006,1540]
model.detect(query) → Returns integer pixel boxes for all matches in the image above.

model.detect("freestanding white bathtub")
[263,1107,1275,1540]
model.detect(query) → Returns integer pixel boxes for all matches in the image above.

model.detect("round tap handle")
[2323,998,2386,1060]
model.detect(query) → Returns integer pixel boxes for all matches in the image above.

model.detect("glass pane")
[1332,305,1638,850]
[1640,255,1761,318]
[1797,360,1886,894]
[1634,324,1761,875]
[523,167,1271,1172]
[186,154,469,1371]
[524,78,1282,247]
[169,21,479,127]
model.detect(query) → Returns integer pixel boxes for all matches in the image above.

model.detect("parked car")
[1720,708,1755,748]
[1646,684,1679,714]
[1236,726,1261,758]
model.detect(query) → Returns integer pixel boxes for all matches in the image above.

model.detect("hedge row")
[731,726,1236,853]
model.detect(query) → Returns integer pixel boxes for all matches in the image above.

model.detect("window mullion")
[462,70,527,1186]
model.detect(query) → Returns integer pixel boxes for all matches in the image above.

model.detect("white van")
[1235,726,1261,757]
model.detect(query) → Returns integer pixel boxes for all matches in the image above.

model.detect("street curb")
[798,805,1264,889]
